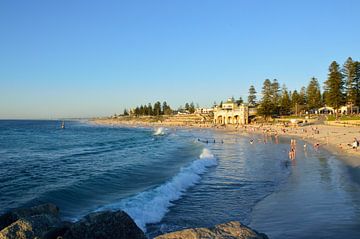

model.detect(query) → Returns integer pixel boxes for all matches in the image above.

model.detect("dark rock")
[155,221,268,239]
[43,221,72,239]
[63,210,147,239]
[0,214,62,239]
[0,204,59,231]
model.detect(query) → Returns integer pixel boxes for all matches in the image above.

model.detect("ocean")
[0,120,359,238]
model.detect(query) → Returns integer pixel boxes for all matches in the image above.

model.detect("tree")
[324,61,345,116]
[189,102,195,113]
[306,77,322,110]
[279,85,292,115]
[139,105,145,115]
[258,79,274,120]
[291,90,301,115]
[147,103,153,116]
[153,101,162,116]
[248,85,257,106]
[184,103,190,111]
[236,97,243,105]
[123,109,129,116]
[162,101,172,115]
[134,106,140,116]
[342,57,358,112]
[271,79,280,115]
[299,86,307,106]
[355,61,360,106]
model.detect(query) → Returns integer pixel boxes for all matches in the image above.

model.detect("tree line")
[124,101,172,116]
[254,57,360,119]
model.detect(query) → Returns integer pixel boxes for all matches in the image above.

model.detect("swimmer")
[289,148,296,160]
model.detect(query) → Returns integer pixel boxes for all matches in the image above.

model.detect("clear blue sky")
[1,0,359,119]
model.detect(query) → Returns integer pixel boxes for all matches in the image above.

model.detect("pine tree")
[306,77,322,110]
[123,109,129,116]
[291,90,301,115]
[162,101,172,115]
[299,87,307,106]
[184,103,190,111]
[342,57,358,113]
[189,102,195,113]
[147,103,153,116]
[324,61,345,116]
[258,79,274,120]
[355,61,360,106]
[271,79,280,115]
[279,85,291,115]
[236,97,243,105]
[153,101,161,116]
[248,85,257,106]
[139,105,145,115]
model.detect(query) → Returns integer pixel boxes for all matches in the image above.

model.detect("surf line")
[100,148,217,231]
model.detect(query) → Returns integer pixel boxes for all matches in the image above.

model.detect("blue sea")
[1,120,360,238]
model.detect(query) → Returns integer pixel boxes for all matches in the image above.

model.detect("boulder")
[0,214,62,239]
[63,210,146,239]
[155,221,268,239]
[0,204,59,231]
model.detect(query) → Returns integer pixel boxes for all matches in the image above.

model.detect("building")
[213,98,249,125]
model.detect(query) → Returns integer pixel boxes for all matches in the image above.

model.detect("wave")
[153,127,165,136]
[101,148,217,231]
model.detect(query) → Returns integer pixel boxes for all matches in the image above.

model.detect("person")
[352,137,359,150]
[289,148,296,160]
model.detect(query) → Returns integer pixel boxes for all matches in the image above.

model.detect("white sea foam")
[105,148,217,231]
[153,127,165,136]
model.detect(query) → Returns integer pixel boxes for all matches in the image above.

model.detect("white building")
[213,98,249,125]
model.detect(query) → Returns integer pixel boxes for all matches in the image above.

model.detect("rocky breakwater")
[0,204,146,239]
[0,204,268,239]
[155,221,268,239]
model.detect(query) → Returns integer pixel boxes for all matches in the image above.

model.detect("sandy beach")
[91,117,360,167]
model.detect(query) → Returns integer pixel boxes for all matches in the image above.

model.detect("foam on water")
[103,148,217,231]
[153,127,165,136]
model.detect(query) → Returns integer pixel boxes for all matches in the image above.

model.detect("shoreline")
[90,118,360,168]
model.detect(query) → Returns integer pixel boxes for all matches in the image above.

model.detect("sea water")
[0,120,359,238]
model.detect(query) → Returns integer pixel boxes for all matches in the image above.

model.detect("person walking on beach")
[352,137,359,150]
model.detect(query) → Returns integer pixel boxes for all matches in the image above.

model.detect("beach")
[91,117,360,167]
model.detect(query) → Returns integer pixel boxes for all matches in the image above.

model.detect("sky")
[1,0,360,119]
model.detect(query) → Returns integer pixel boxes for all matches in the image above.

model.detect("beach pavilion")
[213,98,249,125]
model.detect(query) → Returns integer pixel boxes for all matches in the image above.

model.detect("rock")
[155,221,268,239]
[63,210,147,239]
[0,214,62,239]
[0,204,59,231]
[0,204,64,239]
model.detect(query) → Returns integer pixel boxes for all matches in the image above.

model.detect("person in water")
[289,148,296,160]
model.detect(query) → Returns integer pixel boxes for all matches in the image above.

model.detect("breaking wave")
[103,148,217,231]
